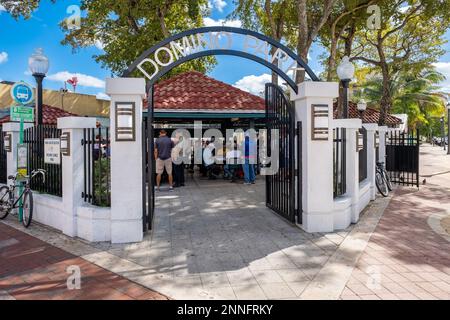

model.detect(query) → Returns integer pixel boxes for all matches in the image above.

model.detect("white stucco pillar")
[291,82,338,233]
[2,122,33,179]
[106,77,145,244]
[57,117,97,237]
[378,126,388,164]
[333,119,362,224]
[363,123,378,200]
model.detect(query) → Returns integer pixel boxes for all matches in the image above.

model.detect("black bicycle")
[0,169,46,228]
[375,162,392,197]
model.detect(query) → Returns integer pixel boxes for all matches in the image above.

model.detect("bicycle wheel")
[22,190,33,228]
[383,170,393,191]
[0,186,10,220]
[376,171,389,197]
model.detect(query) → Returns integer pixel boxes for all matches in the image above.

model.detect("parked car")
[432,136,448,146]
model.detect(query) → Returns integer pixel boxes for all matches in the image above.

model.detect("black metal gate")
[143,86,155,231]
[265,83,300,224]
[386,130,419,187]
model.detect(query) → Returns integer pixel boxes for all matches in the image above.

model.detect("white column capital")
[362,123,379,132]
[106,77,146,98]
[57,117,97,129]
[333,119,362,130]
[378,126,388,133]
[290,82,339,101]
[2,122,33,132]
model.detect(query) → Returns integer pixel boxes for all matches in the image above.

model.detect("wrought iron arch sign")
[122,26,319,93]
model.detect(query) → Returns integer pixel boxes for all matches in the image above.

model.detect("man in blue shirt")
[243,132,257,185]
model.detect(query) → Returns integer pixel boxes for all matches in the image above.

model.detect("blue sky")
[0,0,449,99]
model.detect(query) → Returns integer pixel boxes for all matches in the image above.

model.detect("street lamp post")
[337,56,355,118]
[447,102,450,155]
[440,117,446,151]
[28,48,49,126]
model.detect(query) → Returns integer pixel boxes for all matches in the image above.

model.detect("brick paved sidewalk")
[0,223,168,300]
[341,146,450,300]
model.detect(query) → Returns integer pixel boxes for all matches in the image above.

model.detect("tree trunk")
[377,33,392,126]
[296,0,308,83]
[379,63,391,126]
[326,36,338,82]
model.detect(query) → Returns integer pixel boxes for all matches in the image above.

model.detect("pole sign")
[10,81,34,105]
[44,138,61,164]
[10,106,35,123]
[17,144,28,177]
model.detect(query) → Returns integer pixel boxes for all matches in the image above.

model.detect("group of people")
[154,129,258,191]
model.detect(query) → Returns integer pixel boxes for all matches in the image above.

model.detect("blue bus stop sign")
[10,81,35,105]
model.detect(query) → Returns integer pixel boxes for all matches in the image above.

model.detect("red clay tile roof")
[147,70,401,126]
[333,101,402,127]
[0,104,77,125]
[151,71,265,111]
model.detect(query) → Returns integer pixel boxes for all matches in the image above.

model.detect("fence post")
[378,126,388,163]
[363,123,379,200]
[2,122,33,179]
[106,77,145,244]
[57,117,97,237]
[291,82,338,233]
[333,119,362,224]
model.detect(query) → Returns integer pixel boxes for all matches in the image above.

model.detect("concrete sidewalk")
[340,144,450,300]
[0,223,168,300]
[1,144,448,300]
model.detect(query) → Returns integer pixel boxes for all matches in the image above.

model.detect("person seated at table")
[203,140,219,180]
[224,143,242,182]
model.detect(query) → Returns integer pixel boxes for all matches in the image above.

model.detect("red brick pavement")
[0,223,169,300]
[341,185,450,300]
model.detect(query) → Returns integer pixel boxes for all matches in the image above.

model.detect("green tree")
[361,69,447,130]
[0,0,54,19]
[61,0,216,77]
[232,0,297,84]
[1,0,216,78]
[349,0,450,125]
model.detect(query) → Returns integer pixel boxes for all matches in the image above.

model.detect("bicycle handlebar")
[9,169,46,184]
[31,169,46,184]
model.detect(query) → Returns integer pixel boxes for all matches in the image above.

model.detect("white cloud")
[433,62,450,93]
[204,17,242,28]
[233,74,272,95]
[94,39,105,50]
[209,0,227,12]
[47,71,105,88]
[0,51,8,64]
[96,92,110,101]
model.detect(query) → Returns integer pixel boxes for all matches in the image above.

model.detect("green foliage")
[360,68,447,130]
[0,0,56,19]
[93,157,110,207]
[60,0,216,77]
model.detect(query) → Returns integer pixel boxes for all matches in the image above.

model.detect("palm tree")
[360,68,446,130]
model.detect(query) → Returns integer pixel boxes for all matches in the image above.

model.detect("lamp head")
[357,99,367,112]
[337,56,355,81]
[28,48,49,76]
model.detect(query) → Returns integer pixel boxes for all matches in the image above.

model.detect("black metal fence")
[23,125,62,196]
[82,127,111,207]
[0,128,6,184]
[386,130,419,187]
[333,128,347,198]
[359,128,368,182]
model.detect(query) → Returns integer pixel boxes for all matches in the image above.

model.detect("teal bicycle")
[0,169,46,228]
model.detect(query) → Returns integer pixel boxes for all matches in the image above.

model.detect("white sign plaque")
[44,138,61,164]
